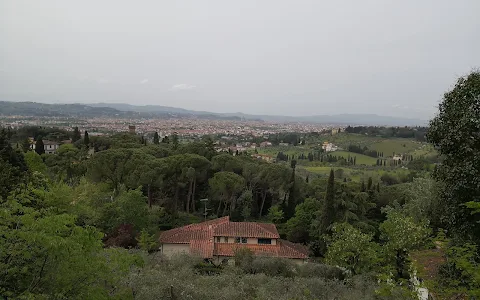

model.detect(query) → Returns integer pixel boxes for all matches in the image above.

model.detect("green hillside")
[331,151,378,165]
[369,139,420,156]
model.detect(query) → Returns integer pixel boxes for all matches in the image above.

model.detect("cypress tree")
[72,127,81,142]
[361,180,366,192]
[84,131,89,147]
[153,132,160,144]
[322,169,336,232]
[376,182,380,192]
[172,133,179,149]
[286,160,297,219]
[367,177,373,190]
[22,138,31,152]
[35,138,45,155]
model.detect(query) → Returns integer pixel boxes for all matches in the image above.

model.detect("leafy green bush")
[297,262,346,280]
[194,262,223,275]
[250,257,295,277]
[438,243,480,298]
[126,253,411,300]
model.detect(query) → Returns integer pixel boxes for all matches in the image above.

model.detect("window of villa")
[216,237,221,243]
[241,237,247,244]
[224,237,228,243]
[258,238,272,245]
[235,237,240,243]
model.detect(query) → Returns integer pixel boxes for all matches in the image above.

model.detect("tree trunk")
[258,190,267,218]
[222,200,229,216]
[191,177,197,212]
[217,199,223,216]
[186,179,193,213]
[174,184,179,212]
[230,194,237,216]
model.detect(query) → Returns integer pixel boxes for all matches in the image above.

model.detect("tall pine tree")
[153,132,160,144]
[367,177,373,190]
[171,133,179,149]
[285,159,297,219]
[84,131,89,147]
[35,138,45,155]
[72,127,81,142]
[322,169,336,232]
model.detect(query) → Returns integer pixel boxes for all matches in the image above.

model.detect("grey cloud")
[0,0,479,119]
[96,78,111,84]
[170,84,196,91]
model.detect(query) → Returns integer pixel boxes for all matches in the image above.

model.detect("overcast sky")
[1,0,479,119]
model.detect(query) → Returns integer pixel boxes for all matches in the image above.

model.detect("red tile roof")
[190,239,214,258]
[213,222,279,238]
[159,216,229,244]
[279,239,310,258]
[159,217,308,260]
[213,240,308,259]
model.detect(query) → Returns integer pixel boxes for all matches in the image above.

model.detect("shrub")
[380,174,400,186]
[137,229,157,252]
[234,247,254,272]
[126,253,409,300]
[250,257,295,277]
[297,262,347,280]
[194,262,223,275]
[104,223,137,248]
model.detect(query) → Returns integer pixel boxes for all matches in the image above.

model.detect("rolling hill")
[0,100,427,125]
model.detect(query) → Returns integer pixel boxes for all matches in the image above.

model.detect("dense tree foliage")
[1,72,479,299]
[428,71,480,244]
[345,125,427,141]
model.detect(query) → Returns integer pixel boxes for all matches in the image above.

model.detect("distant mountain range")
[0,101,427,126]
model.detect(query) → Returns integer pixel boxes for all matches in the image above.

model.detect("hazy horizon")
[1,1,479,119]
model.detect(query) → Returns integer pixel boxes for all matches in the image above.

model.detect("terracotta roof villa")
[159,216,309,263]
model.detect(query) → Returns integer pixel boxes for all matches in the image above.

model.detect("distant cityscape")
[0,115,343,140]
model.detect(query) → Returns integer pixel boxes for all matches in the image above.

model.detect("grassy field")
[317,133,380,149]
[331,151,377,165]
[369,139,421,156]
[256,146,310,157]
[257,135,432,158]
[301,166,411,182]
[257,146,378,166]
[411,144,437,158]
[310,134,429,156]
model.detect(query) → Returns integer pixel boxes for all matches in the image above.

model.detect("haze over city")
[1,0,479,120]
